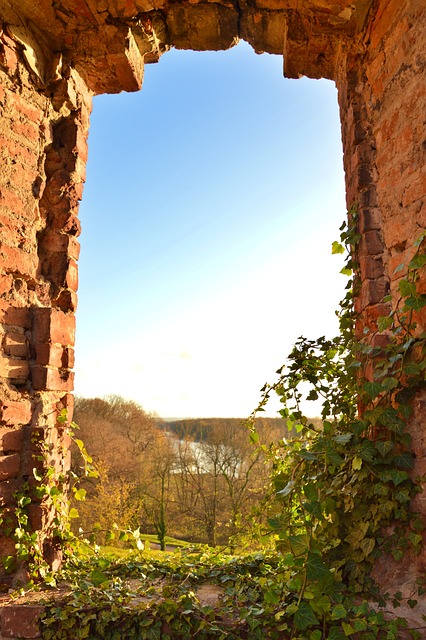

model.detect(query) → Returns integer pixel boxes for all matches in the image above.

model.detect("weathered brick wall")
[0,27,92,589]
[336,0,425,591]
[0,0,424,600]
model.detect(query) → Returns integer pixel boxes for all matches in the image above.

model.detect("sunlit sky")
[74,41,347,419]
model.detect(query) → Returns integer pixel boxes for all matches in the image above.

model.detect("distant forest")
[161,417,293,442]
[71,396,322,548]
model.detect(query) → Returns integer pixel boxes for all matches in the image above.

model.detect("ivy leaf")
[404,294,426,310]
[378,407,404,432]
[352,456,362,471]
[249,430,259,444]
[393,451,414,469]
[408,254,426,269]
[403,362,422,376]
[381,376,398,391]
[304,483,319,501]
[305,500,322,519]
[413,230,426,247]
[326,450,344,467]
[380,469,409,486]
[68,508,79,519]
[375,440,394,457]
[353,619,368,632]
[332,241,345,255]
[32,468,43,482]
[73,488,87,501]
[334,433,352,444]
[299,449,318,461]
[360,537,375,557]
[289,534,310,556]
[342,622,355,636]
[90,568,109,586]
[377,315,393,331]
[364,406,384,426]
[398,279,416,297]
[360,439,376,462]
[328,627,346,640]
[388,469,409,486]
[294,602,319,630]
[340,266,352,276]
[362,382,383,399]
[306,554,330,580]
[311,595,331,615]
[331,604,348,620]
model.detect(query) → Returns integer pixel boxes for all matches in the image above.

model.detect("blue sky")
[74,41,347,418]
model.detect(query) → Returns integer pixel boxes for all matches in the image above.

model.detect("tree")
[72,395,160,484]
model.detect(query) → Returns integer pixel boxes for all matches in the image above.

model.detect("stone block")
[32,308,76,346]
[0,400,32,426]
[0,454,20,481]
[0,427,24,453]
[4,332,28,358]
[0,356,30,383]
[0,605,43,638]
[31,365,74,391]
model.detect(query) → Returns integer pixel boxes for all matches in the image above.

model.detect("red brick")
[0,400,32,426]
[54,289,78,312]
[0,274,14,296]
[40,231,81,260]
[402,173,426,207]
[359,255,385,280]
[0,356,30,383]
[34,343,64,368]
[0,605,43,638]
[358,208,382,233]
[31,365,74,391]
[0,244,37,279]
[11,120,39,143]
[42,169,69,205]
[62,347,75,369]
[6,91,43,123]
[32,308,76,345]
[0,427,24,453]
[28,503,51,532]
[0,135,35,164]
[0,535,16,556]
[4,331,28,358]
[359,279,389,309]
[0,187,27,217]
[0,453,20,481]
[65,259,79,291]
[382,216,414,250]
[360,230,384,257]
[11,164,39,190]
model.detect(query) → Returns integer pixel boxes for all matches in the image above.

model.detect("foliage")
[72,401,276,548]
[39,549,421,639]
[244,213,426,634]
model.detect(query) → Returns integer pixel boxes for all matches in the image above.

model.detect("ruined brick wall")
[336,0,425,590]
[0,28,92,588]
[0,0,424,596]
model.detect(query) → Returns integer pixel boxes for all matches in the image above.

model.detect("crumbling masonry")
[0,0,425,593]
